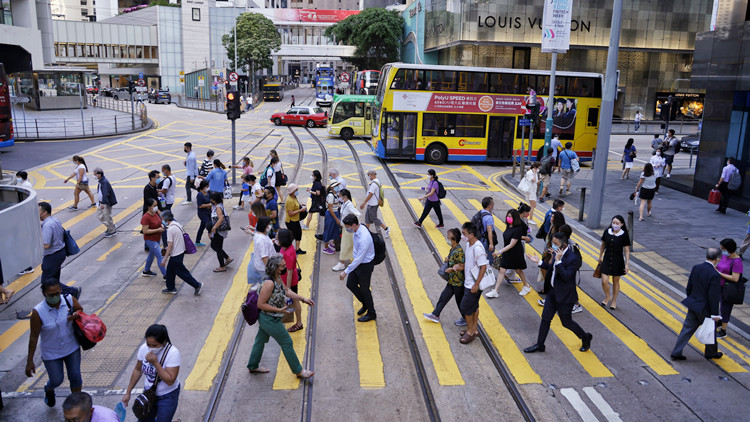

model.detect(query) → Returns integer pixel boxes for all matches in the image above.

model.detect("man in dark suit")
[671,248,724,360]
[524,233,593,353]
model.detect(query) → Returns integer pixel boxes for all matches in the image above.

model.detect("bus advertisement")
[352,70,380,96]
[0,64,14,148]
[315,65,335,106]
[372,63,603,165]
[327,95,375,140]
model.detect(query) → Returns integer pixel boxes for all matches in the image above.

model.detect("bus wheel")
[341,128,354,141]
[274,118,282,126]
[306,119,315,128]
[425,144,447,165]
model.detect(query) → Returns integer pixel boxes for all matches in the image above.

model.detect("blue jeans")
[138,385,180,422]
[165,253,200,291]
[43,348,82,393]
[247,255,264,285]
[145,240,166,276]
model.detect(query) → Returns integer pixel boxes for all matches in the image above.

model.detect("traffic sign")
[138,72,144,80]
[228,72,239,82]
[218,77,225,84]
[198,79,205,87]
[137,79,146,87]
[198,76,204,80]
[519,119,532,126]
[340,73,350,82]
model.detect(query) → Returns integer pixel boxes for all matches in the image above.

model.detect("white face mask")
[148,345,163,355]
[16,178,23,184]
[656,151,661,156]
[460,234,468,244]
[611,223,621,232]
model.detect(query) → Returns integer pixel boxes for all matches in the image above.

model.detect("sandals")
[248,367,270,374]
[225,258,234,266]
[288,323,303,333]
[297,369,315,379]
[213,267,227,272]
[1,290,14,304]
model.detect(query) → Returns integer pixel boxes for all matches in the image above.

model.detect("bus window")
[385,114,402,151]
[425,70,441,91]
[457,72,471,92]
[354,102,364,117]
[587,107,599,127]
[391,68,405,89]
[415,69,425,90]
[404,69,415,89]
[455,114,487,138]
[568,77,596,97]
[473,72,487,92]
[515,75,529,94]
[442,71,456,91]
[365,107,371,120]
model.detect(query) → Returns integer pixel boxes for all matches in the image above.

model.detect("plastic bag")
[694,317,715,345]
[76,312,107,343]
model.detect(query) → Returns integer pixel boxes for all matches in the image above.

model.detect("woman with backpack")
[209,192,233,273]
[247,254,314,378]
[621,138,637,180]
[414,169,444,228]
[597,215,630,310]
[485,209,532,298]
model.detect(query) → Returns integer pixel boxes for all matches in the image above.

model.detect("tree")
[223,13,281,81]
[325,8,404,71]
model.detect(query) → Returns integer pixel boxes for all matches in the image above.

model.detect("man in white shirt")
[159,164,176,210]
[359,170,390,238]
[329,168,347,190]
[458,222,488,344]
[160,211,203,295]
[183,142,197,204]
[339,214,377,322]
[63,392,120,422]
[715,157,738,214]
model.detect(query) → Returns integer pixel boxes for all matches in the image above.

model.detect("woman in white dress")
[649,148,666,193]
[519,162,540,224]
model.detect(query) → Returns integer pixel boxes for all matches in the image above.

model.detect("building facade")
[421,0,715,119]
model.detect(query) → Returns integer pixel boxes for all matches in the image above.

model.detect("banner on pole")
[541,0,573,53]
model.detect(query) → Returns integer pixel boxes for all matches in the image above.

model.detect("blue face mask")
[551,244,560,252]
[722,250,730,256]
[16,178,23,184]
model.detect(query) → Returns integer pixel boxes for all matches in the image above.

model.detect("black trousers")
[211,234,229,267]
[346,261,375,316]
[537,293,586,346]
[432,283,464,317]
[195,214,210,244]
[418,200,444,225]
[718,181,730,212]
[185,177,195,202]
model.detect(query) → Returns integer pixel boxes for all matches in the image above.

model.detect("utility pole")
[78,82,85,135]
[543,53,557,156]
[587,0,624,229]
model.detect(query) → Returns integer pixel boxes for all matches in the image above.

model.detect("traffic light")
[128,80,135,94]
[226,90,241,120]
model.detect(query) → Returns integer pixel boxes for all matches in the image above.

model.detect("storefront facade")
[423,0,714,119]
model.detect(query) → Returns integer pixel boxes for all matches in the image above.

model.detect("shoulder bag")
[178,224,197,254]
[469,244,495,290]
[565,151,580,172]
[296,197,307,221]
[132,344,172,420]
[63,295,97,350]
[723,259,748,305]
[212,205,231,231]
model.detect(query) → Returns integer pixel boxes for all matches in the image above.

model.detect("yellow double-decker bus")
[372,63,603,164]
[327,95,375,140]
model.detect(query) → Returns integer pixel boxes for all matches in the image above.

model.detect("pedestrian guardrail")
[611,120,699,135]
[178,95,227,113]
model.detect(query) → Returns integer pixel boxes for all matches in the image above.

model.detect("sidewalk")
[502,148,750,335]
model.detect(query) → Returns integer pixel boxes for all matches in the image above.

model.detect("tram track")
[344,140,441,422]
[355,140,536,422]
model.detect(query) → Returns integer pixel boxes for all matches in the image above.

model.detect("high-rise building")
[51,0,95,21]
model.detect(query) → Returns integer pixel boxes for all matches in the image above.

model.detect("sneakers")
[332,262,346,271]
[539,197,546,203]
[572,303,584,314]
[559,188,563,195]
[68,205,78,211]
[196,242,206,246]
[435,224,445,228]
[485,289,499,298]
[142,270,157,277]
[233,205,243,210]
[89,203,97,208]
[301,224,309,230]
[44,389,55,407]
[296,249,307,255]
[162,288,178,294]
[454,317,467,326]
[17,267,34,275]
[384,227,390,239]
[423,313,440,323]
[505,276,521,284]
[323,247,335,255]
[314,234,324,241]
[182,200,192,205]
[194,282,203,296]
[537,299,545,306]
[413,221,422,228]
[104,231,118,238]
[519,285,531,296]
[666,174,671,179]
[717,329,727,338]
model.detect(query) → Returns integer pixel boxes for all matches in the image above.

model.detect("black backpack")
[437,181,447,199]
[372,232,386,265]
[470,210,498,246]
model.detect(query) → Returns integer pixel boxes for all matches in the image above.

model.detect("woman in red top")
[276,229,302,332]
[140,198,166,277]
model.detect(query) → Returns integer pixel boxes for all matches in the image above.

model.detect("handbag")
[708,189,721,205]
[223,181,233,200]
[180,226,197,254]
[491,254,503,270]
[471,265,496,291]
[132,344,172,420]
[724,263,747,305]
[64,230,80,256]
[212,205,231,231]
[296,198,307,221]
[593,263,602,278]
[517,176,532,195]
[438,261,451,281]
[63,295,98,350]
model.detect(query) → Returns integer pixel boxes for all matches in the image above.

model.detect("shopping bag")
[471,265,496,291]
[708,189,721,205]
[694,317,716,345]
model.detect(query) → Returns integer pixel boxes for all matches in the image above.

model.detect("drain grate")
[394,172,423,180]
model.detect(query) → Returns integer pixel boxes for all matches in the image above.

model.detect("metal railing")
[179,95,227,113]
[610,119,700,135]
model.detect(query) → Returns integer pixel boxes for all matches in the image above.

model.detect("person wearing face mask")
[524,233,592,354]
[247,217,275,285]
[520,162,540,223]
[182,142,197,205]
[339,214,377,322]
[26,279,84,407]
[649,148,666,193]
[716,238,744,338]
[597,215,631,310]
[247,255,315,378]
[209,192,234,272]
[328,168,347,191]
[414,169,444,228]
[486,209,531,298]
[194,180,212,246]
[93,168,118,238]
[423,228,466,326]
[537,199,564,241]
[15,170,34,191]
[317,182,342,255]
[332,189,360,271]
[141,198,167,278]
[284,184,307,255]
[263,186,280,238]
[122,324,182,421]
[303,170,325,230]
[63,391,119,422]
[38,202,81,299]
[671,248,724,360]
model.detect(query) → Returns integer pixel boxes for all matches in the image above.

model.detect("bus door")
[486,116,514,160]
[365,106,372,136]
[382,112,416,157]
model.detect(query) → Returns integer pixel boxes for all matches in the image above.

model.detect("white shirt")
[19,179,34,191]
[265,166,276,187]
[272,161,282,173]
[161,175,176,205]
[137,343,181,397]
[75,163,88,183]
[345,224,375,274]
[463,240,488,289]
[91,405,120,422]
[335,175,347,190]
[166,222,186,256]
[250,182,263,199]
[650,155,665,177]
[339,200,360,227]
[252,232,275,273]
[366,179,381,206]
[635,112,642,122]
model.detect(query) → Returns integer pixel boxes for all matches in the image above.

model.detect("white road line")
[560,388,599,422]
[583,387,623,422]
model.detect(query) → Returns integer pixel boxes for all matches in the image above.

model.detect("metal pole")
[130,87,135,131]
[587,0,624,229]
[527,124,535,165]
[627,211,634,248]
[578,187,586,222]
[231,118,237,186]
[78,83,85,135]
[543,52,557,157]
[234,8,238,74]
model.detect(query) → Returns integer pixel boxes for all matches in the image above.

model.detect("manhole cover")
[394,172,423,180]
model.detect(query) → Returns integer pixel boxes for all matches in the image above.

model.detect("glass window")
[298,108,310,115]
[286,109,298,115]
[404,69,416,90]
[425,70,441,91]
[553,76,566,96]
[391,68,405,89]
[473,72,487,92]
[457,72,472,92]
[313,107,324,114]
[333,102,364,123]
[441,71,455,91]
[568,77,595,97]
[422,113,486,138]
[384,114,402,152]
[587,107,599,127]
[456,114,487,138]
[514,75,529,94]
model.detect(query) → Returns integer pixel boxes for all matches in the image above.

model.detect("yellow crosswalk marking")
[443,199,612,378]
[381,200,465,386]
[408,199,541,385]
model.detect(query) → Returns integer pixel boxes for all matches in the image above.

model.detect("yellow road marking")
[353,295,386,389]
[96,242,123,261]
[409,198,541,385]
[447,199,613,377]
[381,200,464,386]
